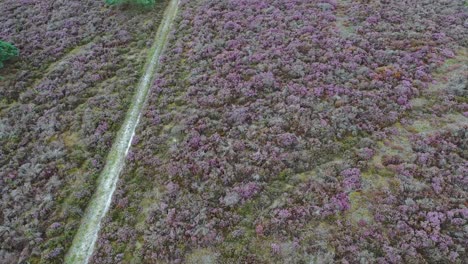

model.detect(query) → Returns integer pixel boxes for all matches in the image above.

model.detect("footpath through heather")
[64,0,180,263]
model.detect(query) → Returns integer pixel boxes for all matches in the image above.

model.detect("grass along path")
[64,1,180,263]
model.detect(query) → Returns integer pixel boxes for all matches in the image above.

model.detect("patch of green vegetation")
[455,95,468,104]
[0,40,19,69]
[347,191,373,225]
[277,168,292,181]
[186,248,219,264]
[409,119,433,133]
[340,134,360,151]
[435,58,459,73]
[409,98,429,110]
[364,165,395,179]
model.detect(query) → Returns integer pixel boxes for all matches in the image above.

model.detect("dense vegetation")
[0,0,169,262]
[0,0,466,263]
[91,0,467,263]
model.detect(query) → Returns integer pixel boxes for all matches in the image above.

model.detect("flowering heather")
[92,0,467,263]
[0,0,466,263]
[0,0,169,262]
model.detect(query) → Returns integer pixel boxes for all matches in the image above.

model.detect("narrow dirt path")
[64,1,180,263]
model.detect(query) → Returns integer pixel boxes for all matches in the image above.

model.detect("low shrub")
[0,40,18,68]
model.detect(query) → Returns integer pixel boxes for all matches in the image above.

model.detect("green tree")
[0,40,19,69]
